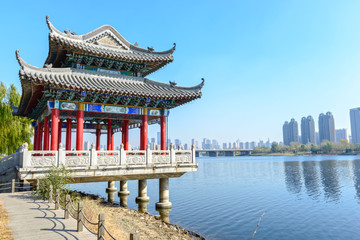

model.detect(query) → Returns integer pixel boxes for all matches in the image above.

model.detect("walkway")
[0,192,95,240]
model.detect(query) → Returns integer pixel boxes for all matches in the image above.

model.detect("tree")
[271,142,280,153]
[321,141,333,153]
[0,82,33,155]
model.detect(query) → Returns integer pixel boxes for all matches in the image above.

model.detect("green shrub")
[33,165,73,200]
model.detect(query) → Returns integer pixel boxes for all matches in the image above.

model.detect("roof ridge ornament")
[169,81,177,87]
[15,49,25,70]
[147,46,154,52]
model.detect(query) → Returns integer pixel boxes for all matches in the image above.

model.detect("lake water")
[72,156,360,239]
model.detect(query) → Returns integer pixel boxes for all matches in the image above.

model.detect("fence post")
[55,189,60,210]
[49,185,53,203]
[98,214,105,240]
[77,202,83,232]
[11,179,15,193]
[64,194,70,219]
[130,233,140,240]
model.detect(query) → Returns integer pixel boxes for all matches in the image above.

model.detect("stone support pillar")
[43,115,50,150]
[118,180,130,207]
[156,178,172,222]
[66,118,72,151]
[136,179,149,213]
[96,124,101,151]
[106,181,117,204]
[51,108,59,151]
[76,104,84,150]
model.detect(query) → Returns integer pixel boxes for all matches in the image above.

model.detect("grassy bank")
[0,200,13,240]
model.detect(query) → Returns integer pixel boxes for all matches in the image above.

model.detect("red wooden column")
[58,119,62,145]
[51,109,59,150]
[107,119,112,150]
[96,124,101,151]
[141,114,148,150]
[76,104,84,150]
[43,115,50,150]
[122,120,129,150]
[160,116,167,150]
[38,122,43,150]
[66,118,72,150]
[33,125,38,150]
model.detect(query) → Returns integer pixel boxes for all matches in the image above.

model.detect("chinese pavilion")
[14,16,203,220]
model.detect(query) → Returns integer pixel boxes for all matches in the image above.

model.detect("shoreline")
[74,190,206,240]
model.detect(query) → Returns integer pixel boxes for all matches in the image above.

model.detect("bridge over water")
[195,149,253,157]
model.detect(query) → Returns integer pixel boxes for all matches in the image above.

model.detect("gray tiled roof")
[16,50,203,100]
[46,16,175,63]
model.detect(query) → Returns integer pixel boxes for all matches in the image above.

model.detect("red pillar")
[107,119,112,150]
[111,130,114,150]
[141,115,148,150]
[43,116,50,150]
[123,120,129,150]
[51,109,59,151]
[96,124,101,151]
[160,116,167,150]
[66,118,72,150]
[76,108,84,150]
[33,126,38,150]
[58,119,62,145]
[38,122,43,150]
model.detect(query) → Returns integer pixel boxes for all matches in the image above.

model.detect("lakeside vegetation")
[0,82,33,156]
[251,140,359,155]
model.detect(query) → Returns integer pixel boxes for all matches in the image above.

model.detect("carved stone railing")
[0,142,197,170]
[151,150,171,165]
[175,150,193,164]
[125,150,146,166]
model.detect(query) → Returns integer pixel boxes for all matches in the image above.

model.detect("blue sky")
[1,1,360,146]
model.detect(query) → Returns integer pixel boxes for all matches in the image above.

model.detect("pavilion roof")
[45,16,175,76]
[16,50,204,117]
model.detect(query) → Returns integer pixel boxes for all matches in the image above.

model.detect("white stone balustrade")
[0,143,197,169]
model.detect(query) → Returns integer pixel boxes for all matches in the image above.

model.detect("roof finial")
[15,49,24,69]
[147,46,154,52]
[173,43,176,50]
[200,78,205,88]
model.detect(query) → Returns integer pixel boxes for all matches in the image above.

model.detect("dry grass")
[81,196,198,240]
[0,200,13,240]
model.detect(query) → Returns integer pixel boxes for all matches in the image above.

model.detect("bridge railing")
[7,143,196,169]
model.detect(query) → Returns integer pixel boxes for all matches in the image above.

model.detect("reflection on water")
[302,161,320,199]
[284,159,346,202]
[319,160,341,202]
[284,161,302,194]
[352,160,360,201]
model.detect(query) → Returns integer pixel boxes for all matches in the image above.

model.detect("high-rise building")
[301,116,316,144]
[191,139,198,149]
[157,132,160,145]
[283,118,299,145]
[335,129,349,142]
[315,132,320,145]
[350,108,360,143]
[318,112,335,143]
[222,143,227,149]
